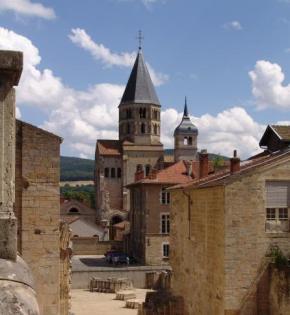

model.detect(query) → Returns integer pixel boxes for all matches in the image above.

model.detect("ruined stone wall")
[170,185,225,315]
[269,266,290,315]
[60,221,72,315]
[15,121,62,315]
[224,159,290,314]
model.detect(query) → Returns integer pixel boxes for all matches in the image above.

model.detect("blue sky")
[1,0,290,158]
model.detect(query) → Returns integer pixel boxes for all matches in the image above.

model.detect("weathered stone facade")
[170,152,290,315]
[15,120,63,315]
[0,49,40,314]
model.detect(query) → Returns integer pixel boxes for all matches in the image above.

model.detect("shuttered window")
[265,181,290,232]
[266,181,290,208]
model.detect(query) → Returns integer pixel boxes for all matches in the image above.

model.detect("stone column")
[0,50,22,260]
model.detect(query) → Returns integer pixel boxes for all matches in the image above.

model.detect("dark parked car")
[112,253,130,265]
[105,251,122,263]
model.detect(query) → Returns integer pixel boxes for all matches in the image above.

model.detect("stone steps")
[125,298,143,309]
[115,290,136,301]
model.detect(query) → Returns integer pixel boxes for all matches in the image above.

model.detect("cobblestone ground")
[71,289,149,315]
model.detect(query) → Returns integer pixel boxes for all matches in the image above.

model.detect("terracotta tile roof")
[271,125,290,141]
[97,140,122,156]
[129,160,214,186]
[172,149,290,190]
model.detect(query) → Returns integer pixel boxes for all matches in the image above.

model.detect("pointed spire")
[183,96,189,117]
[120,49,160,106]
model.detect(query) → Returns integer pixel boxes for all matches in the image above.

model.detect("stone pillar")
[0,50,22,261]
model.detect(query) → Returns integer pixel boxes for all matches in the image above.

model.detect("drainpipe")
[182,190,192,240]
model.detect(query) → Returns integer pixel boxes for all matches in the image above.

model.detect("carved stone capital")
[0,50,23,101]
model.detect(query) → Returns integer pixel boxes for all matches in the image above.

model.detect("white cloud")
[223,20,243,31]
[69,28,168,86]
[0,27,266,160]
[0,0,55,19]
[161,107,265,159]
[249,60,290,109]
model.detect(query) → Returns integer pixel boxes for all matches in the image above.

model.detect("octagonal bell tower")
[118,48,161,145]
[174,98,198,161]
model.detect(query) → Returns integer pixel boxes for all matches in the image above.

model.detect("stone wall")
[15,120,62,315]
[145,235,170,266]
[224,160,290,313]
[170,185,225,315]
[269,265,290,314]
[72,237,123,255]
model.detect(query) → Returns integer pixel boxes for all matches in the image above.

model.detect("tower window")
[117,168,122,178]
[104,168,109,178]
[154,124,157,135]
[139,108,146,118]
[127,123,131,134]
[184,137,188,145]
[188,137,193,145]
[111,168,116,178]
[141,123,146,134]
[145,165,151,176]
[126,109,132,119]
[154,110,158,120]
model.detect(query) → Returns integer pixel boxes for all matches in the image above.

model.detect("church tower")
[119,48,161,145]
[174,98,198,161]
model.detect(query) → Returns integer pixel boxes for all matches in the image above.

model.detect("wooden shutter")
[266,181,290,208]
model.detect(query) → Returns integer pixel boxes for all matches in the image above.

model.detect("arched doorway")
[110,215,123,240]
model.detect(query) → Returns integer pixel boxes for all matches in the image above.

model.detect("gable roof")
[120,50,160,106]
[97,140,122,156]
[172,149,290,190]
[260,125,290,148]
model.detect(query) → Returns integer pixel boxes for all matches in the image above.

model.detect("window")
[161,213,170,234]
[161,187,170,205]
[279,208,288,220]
[163,243,170,258]
[188,137,193,145]
[154,124,157,135]
[104,168,109,178]
[136,164,143,172]
[266,208,276,220]
[126,109,132,119]
[117,168,122,178]
[184,137,188,145]
[127,123,131,134]
[139,108,146,118]
[265,181,290,232]
[145,165,151,176]
[154,110,158,120]
[111,168,116,178]
[141,123,146,134]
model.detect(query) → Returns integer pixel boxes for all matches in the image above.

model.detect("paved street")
[71,289,149,315]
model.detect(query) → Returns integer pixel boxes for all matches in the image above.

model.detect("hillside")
[61,151,229,182]
[60,156,95,181]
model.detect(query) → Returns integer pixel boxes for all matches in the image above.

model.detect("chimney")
[135,169,144,182]
[199,149,209,179]
[230,150,240,174]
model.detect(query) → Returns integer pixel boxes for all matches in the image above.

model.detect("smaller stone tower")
[174,98,198,161]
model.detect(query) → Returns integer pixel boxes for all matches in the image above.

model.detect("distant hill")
[61,151,229,182]
[164,149,229,160]
[60,156,94,181]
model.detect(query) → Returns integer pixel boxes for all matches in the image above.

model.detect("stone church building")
[95,47,199,229]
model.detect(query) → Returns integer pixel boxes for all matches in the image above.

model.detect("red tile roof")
[97,140,122,156]
[172,149,290,190]
[128,160,214,186]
